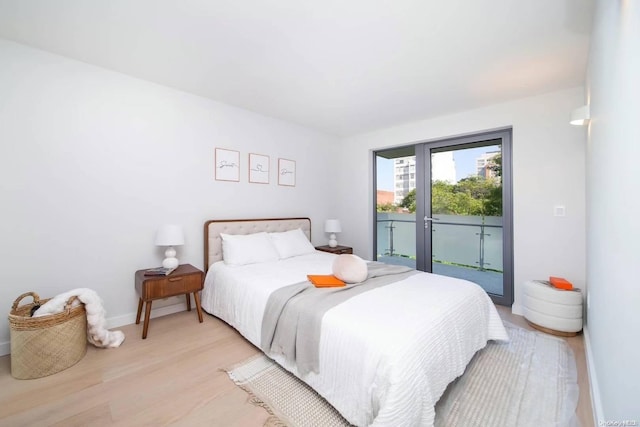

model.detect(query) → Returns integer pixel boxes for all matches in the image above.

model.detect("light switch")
[554,205,566,217]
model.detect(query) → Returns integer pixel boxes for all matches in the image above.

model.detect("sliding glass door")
[374,129,513,305]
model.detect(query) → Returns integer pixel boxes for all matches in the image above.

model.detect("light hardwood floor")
[0,307,594,427]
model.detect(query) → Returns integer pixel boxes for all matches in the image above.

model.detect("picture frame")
[215,148,240,182]
[278,158,296,187]
[249,153,270,184]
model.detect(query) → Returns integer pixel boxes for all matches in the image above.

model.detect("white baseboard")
[583,325,604,425]
[511,303,524,316]
[0,341,9,357]
[105,302,187,330]
[0,302,188,357]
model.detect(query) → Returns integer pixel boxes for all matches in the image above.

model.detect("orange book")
[549,276,573,290]
[307,275,346,288]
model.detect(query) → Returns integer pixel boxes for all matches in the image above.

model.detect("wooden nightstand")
[134,264,204,339]
[315,245,353,255]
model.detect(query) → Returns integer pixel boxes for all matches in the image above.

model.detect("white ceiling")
[0,0,594,136]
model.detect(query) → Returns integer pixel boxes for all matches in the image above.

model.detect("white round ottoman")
[523,280,583,336]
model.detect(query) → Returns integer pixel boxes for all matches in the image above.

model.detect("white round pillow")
[332,254,368,283]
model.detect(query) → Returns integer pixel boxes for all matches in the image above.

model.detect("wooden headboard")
[203,217,312,272]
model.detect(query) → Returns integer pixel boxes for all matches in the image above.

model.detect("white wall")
[336,87,587,314]
[0,39,338,354]
[585,1,640,422]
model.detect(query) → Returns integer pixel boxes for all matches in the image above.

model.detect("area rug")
[224,323,580,427]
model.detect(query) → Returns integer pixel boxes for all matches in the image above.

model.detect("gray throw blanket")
[261,262,418,376]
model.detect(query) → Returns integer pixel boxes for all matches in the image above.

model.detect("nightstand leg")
[194,292,203,323]
[136,298,143,324]
[186,294,191,311]
[142,301,152,339]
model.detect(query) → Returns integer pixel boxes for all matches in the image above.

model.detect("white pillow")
[269,228,316,259]
[220,232,279,266]
[332,254,368,283]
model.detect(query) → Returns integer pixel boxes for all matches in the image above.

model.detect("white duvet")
[201,252,508,427]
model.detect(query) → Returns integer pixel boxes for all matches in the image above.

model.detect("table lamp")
[324,219,342,248]
[155,224,185,269]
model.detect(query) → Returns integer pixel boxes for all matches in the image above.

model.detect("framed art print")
[215,148,240,182]
[278,158,296,187]
[249,153,270,184]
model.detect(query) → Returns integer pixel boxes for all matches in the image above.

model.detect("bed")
[201,217,508,427]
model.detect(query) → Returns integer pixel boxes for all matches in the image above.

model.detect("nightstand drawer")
[142,273,202,299]
[315,245,353,255]
[334,247,352,254]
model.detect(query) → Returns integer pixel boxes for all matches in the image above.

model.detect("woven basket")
[8,292,87,379]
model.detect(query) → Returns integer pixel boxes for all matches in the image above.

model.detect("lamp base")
[162,257,179,269]
[328,234,338,248]
[162,247,179,269]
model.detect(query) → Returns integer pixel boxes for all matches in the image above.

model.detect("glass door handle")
[424,217,439,229]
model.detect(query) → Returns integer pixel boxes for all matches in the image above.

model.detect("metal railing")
[377,215,503,272]
[380,218,414,258]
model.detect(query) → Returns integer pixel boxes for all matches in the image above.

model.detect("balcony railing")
[377,213,503,272]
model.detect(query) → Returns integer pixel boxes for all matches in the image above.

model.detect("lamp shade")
[325,219,342,233]
[155,224,185,246]
[570,105,590,126]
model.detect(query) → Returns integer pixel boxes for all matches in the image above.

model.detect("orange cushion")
[307,275,346,287]
[549,276,573,290]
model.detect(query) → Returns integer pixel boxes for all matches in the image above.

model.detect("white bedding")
[201,251,508,427]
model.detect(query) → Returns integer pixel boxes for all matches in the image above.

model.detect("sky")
[376,145,499,191]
